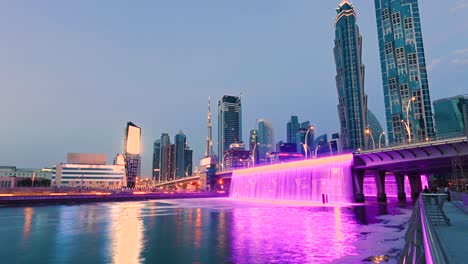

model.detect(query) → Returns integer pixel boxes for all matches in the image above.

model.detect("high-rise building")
[249,129,259,165]
[152,139,161,181]
[334,1,368,150]
[257,119,275,163]
[375,0,435,144]
[367,110,385,149]
[174,130,187,179]
[205,97,214,157]
[433,95,468,138]
[184,147,193,177]
[124,122,141,188]
[159,133,171,182]
[161,144,175,181]
[286,116,300,144]
[218,95,242,160]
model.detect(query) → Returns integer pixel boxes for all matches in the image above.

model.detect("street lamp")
[378,131,385,149]
[365,128,376,150]
[402,96,416,144]
[304,125,315,159]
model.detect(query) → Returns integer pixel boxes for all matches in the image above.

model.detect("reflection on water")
[0,198,411,264]
[22,207,33,242]
[110,203,144,264]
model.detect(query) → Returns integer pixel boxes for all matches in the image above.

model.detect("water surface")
[0,198,412,263]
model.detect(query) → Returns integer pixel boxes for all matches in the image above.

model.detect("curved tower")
[334,0,368,150]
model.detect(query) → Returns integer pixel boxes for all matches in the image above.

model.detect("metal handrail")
[419,195,449,264]
[400,195,449,263]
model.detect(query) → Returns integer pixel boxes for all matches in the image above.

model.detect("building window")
[392,12,403,39]
[389,78,399,105]
[408,53,419,81]
[396,47,407,75]
[404,17,414,42]
[400,83,410,105]
[385,42,395,69]
[382,8,392,35]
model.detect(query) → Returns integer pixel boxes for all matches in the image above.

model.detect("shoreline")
[0,192,229,206]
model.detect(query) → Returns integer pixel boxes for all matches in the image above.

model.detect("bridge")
[154,136,467,202]
[354,136,468,202]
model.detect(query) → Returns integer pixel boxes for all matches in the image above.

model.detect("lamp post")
[304,125,315,159]
[314,144,320,158]
[402,96,416,144]
[378,131,385,149]
[365,128,376,150]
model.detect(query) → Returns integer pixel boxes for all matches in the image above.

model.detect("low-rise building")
[52,153,125,188]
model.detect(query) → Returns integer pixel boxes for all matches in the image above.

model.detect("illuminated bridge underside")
[230,154,354,203]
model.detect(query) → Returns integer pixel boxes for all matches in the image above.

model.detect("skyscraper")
[124,122,141,188]
[334,0,368,150]
[375,0,435,144]
[174,130,187,179]
[286,116,300,144]
[152,139,161,181]
[257,119,275,163]
[367,110,385,149]
[184,147,193,176]
[249,129,259,165]
[433,95,468,138]
[218,95,242,160]
[161,144,175,181]
[205,97,214,158]
[159,133,171,181]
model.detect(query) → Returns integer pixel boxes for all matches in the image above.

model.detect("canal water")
[0,198,412,264]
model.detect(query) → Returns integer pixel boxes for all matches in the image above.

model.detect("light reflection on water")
[0,198,411,264]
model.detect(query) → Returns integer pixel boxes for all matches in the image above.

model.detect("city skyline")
[1,1,467,177]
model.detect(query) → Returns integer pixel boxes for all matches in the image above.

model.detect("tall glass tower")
[334,1,368,150]
[152,139,161,182]
[257,119,275,163]
[375,0,435,144]
[218,95,242,160]
[174,130,187,179]
[286,116,300,144]
[124,122,141,188]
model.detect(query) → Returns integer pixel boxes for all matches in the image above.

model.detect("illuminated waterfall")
[230,154,355,203]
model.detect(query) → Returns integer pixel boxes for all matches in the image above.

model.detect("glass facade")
[152,139,161,181]
[366,110,385,149]
[334,1,368,151]
[257,119,275,163]
[159,133,171,182]
[286,116,300,144]
[433,95,468,138]
[175,131,187,179]
[375,0,435,144]
[124,122,141,188]
[218,95,242,159]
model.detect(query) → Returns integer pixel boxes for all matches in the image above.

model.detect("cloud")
[451,58,468,65]
[452,48,468,55]
[427,58,442,71]
[449,1,468,13]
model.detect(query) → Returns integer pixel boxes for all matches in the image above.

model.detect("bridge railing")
[399,194,450,264]
[360,134,467,153]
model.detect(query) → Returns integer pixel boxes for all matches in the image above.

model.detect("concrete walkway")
[434,202,468,263]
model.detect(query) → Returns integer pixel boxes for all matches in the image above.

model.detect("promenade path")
[435,201,468,263]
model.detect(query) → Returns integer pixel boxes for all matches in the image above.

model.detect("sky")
[1,0,467,177]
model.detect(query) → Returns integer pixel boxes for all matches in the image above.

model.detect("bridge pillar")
[375,170,387,203]
[353,170,365,203]
[394,173,406,201]
[408,173,422,200]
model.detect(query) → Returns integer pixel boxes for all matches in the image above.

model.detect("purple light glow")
[363,175,429,197]
[230,154,355,203]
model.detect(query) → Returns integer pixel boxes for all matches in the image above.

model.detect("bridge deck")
[435,201,468,263]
